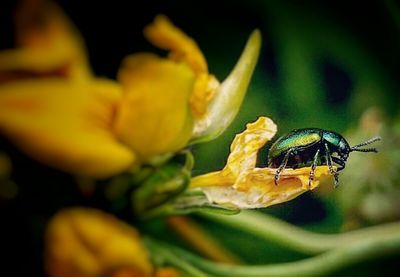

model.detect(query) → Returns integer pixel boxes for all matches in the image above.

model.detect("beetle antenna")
[350,136,381,151]
[351,147,378,153]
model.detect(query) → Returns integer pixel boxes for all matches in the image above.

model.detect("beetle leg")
[331,157,346,171]
[274,149,293,185]
[309,149,320,187]
[324,143,339,187]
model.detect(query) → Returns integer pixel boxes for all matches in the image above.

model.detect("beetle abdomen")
[268,129,322,159]
[269,142,324,168]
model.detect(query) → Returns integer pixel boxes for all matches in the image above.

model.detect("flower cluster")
[0,1,332,276]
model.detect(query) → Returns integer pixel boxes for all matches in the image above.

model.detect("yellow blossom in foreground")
[45,208,153,277]
[0,78,135,178]
[191,117,333,208]
[0,2,261,177]
[0,2,134,177]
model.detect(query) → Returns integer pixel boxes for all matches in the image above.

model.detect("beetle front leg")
[331,157,346,171]
[324,143,339,187]
[309,149,320,187]
[274,149,293,185]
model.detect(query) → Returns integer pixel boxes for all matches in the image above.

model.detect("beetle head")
[337,138,350,161]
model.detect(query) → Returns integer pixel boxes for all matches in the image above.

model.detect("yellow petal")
[191,30,262,142]
[45,208,153,277]
[144,15,219,119]
[190,73,220,118]
[191,117,333,208]
[0,2,91,81]
[214,166,332,208]
[0,78,135,178]
[191,117,276,188]
[144,15,208,75]
[114,53,195,161]
[224,117,277,178]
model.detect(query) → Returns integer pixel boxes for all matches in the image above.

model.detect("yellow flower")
[0,2,133,178]
[0,3,261,177]
[0,78,135,178]
[190,117,333,208]
[45,208,153,277]
[114,15,261,160]
[114,50,195,160]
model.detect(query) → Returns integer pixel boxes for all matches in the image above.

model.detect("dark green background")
[1,0,399,276]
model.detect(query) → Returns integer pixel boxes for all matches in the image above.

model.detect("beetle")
[268,128,381,187]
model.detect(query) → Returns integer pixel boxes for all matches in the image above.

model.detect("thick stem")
[144,237,208,277]
[146,229,400,277]
[199,210,400,254]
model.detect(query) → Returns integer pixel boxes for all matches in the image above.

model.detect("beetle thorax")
[322,131,350,160]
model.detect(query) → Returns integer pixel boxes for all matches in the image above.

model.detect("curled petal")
[224,117,277,178]
[144,15,208,75]
[144,15,219,120]
[191,30,262,142]
[45,208,153,277]
[0,79,135,178]
[191,117,333,208]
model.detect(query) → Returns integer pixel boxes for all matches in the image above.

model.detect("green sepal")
[139,190,240,220]
[132,150,194,215]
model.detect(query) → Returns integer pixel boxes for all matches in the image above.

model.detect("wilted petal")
[45,208,153,277]
[224,117,277,177]
[191,30,262,143]
[191,117,332,208]
[199,167,331,208]
[0,79,135,178]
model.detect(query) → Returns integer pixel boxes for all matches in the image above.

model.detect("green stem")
[169,230,400,277]
[147,230,400,277]
[145,212,400,276]
[144,237,208,277]
[199,210,400,254]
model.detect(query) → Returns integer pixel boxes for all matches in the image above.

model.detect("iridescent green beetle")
[268,128,381,187]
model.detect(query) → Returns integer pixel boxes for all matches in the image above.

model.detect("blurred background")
[1,0,399,275]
